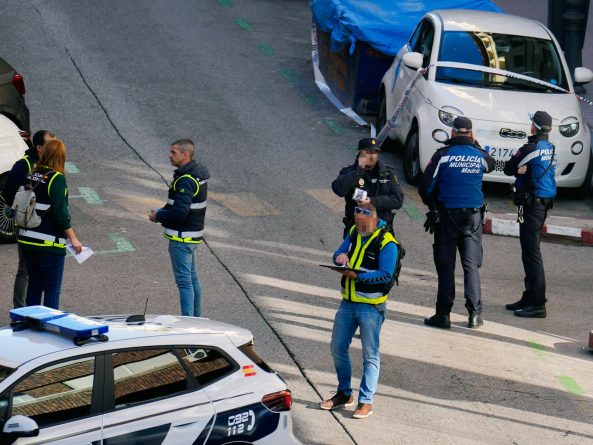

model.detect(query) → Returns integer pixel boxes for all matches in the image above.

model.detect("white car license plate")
[487,146,515,159]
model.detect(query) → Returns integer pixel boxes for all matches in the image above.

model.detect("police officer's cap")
[531,111,552,130]
[453,116,472,134]
[358,138,381,152]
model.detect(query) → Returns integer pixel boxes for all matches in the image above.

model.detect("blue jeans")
[168,240,202,317]
[22,250,65,309]
[330,299,386,404]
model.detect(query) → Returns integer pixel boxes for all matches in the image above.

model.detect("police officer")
[332,138,404,237]
[504,111,556,318]
[419,117,495,329]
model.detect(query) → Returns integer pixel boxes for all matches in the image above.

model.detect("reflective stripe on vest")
[36,203,50,211]
[18,229,67,247]
[23,155,32,173]
[341,228,389,304]
[166,198,207,209]
[163,228,203,244]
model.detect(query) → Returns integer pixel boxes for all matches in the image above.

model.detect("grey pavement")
[0,1,593,444]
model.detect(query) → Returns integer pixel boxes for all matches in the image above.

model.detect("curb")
[483,217,593,246]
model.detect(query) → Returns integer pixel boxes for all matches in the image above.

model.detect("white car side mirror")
[403,52,423,70]
[574,67,593,85]
[2,415,39,439]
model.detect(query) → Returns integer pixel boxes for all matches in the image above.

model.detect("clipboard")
[319,264,361,273]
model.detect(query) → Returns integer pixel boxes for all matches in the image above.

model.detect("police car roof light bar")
[9,305,109,346]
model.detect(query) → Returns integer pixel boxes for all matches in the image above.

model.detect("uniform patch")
[358,178,365,186]
[179,188,185,193]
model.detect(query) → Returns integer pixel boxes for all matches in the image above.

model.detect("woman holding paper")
[17,139,83,309]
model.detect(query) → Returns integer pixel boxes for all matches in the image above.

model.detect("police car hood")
[428,82,580,127]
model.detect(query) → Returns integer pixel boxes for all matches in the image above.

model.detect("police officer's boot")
[514,305,546,318]
[468,311,483,329]
[424,313,451,329]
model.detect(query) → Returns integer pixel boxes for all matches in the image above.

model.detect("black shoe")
[514,305,546,318]
[505,299,527,311]
[424,313,451,329]
[468,312,483,329]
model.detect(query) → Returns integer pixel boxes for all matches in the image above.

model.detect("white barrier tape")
[311,20,368,127]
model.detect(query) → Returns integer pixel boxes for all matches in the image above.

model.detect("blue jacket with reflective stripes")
[504,134,556,199]
[419,136,495,208]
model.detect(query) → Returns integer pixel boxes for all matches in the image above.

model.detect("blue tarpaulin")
[311,0,503,56]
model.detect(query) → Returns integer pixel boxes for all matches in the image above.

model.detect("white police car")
[378,9,593,190]
[0,306,301,445]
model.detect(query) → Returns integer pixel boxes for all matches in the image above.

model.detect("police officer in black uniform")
[419,117,495,329]
[332,138,404,237]
[504,111,556,319]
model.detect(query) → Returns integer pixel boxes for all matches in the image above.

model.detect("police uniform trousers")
[433,211,483,314]
[519,202,547,306]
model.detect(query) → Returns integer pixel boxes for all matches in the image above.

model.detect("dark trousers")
[13,244,28,308]
[519,203,547,306]
[22,249,65,309]
[433,212,483,314]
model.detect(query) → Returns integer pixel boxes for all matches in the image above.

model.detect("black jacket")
[2,147,38,205]
[332,159,404,226]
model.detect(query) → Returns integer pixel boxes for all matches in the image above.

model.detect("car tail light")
[261,390,292,412]
[11,74,25,96]
[19,130,32,148]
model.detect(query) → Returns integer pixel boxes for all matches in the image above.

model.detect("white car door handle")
[171,419,201,428]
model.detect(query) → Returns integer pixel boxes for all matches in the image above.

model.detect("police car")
[378,10,593,190]
[0,306,301,445]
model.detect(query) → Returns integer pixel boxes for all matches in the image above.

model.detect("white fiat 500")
[378,9,593,189]
[0,307,301,445]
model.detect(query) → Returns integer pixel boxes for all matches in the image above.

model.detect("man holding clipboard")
[319,202,398,419]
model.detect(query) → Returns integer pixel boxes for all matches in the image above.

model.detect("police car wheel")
[404,126,421,185]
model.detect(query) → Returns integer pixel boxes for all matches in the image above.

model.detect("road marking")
[78,187,104,205]
[303,93,320,106]
[555,375,585,396]
[209,192,281,217]
[528,340,547,357]
[65,162,79,173]
[278,67,298,83]
[403,205,424,222]
[305,189,343,213]
[216,0,233,6]
[234,17,253,31]
[257,42,274,56]
[95,234,135,255]
[323,118,345,135]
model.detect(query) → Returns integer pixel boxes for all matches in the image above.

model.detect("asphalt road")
[1,1,593,444]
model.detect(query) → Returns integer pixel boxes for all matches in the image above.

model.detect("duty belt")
[440,208,480,214]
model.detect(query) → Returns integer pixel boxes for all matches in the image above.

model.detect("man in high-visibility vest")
[149,139,209,317]
[319,202,398,419]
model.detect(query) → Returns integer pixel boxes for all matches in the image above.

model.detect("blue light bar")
[9,306,108,345]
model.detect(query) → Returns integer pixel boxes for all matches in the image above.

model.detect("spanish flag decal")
[243,364,256,377]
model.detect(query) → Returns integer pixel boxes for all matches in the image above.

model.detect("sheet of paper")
[67,245,94,264]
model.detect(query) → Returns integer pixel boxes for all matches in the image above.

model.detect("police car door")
[100,347,215,445]
[0,355,103,445]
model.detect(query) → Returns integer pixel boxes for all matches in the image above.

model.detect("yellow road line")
[209,192,282,217]
[305,188,343,213]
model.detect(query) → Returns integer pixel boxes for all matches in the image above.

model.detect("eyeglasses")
[354,207,372,216]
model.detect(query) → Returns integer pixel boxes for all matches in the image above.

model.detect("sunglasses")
[354,207,372,216]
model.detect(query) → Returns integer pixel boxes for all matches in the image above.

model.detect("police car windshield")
[436,31,569,92]
[0,365,14,383]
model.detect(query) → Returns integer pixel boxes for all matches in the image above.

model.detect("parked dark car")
[0,56,30,134]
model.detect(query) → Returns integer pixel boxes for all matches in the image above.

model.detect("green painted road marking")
[278,67,298,83]
[257,42,274,56]
[234,17,253,31]
[78,187,103,205]
[404,205,424,221]
[216,0,233,6]
[65,162,79,173]
[303,93,320,106]
[349,145,358,154]
[528,340,547,357]
[95,234,135,255]
[323,118,345,135]
[555,375,585,396]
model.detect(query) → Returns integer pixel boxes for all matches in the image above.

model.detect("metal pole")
[562,0,588,93]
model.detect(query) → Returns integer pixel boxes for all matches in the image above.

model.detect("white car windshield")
[436,31,569,92]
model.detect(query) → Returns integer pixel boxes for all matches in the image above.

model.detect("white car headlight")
[559,118,579,137]
[438,110,457,127]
